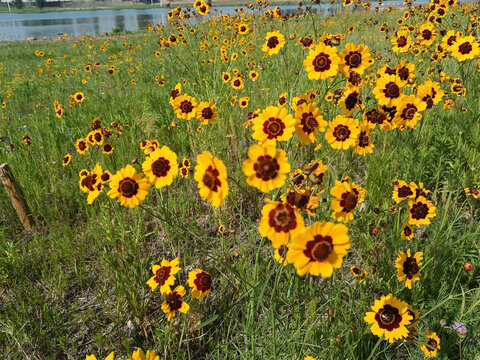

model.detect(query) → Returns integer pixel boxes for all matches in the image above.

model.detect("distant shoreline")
[0,0,305,13]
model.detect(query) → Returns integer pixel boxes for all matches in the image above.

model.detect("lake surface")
[0,4,343,41]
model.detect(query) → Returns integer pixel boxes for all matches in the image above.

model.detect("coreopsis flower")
[231,76,244,91]
[73,91,85,103]
[258,200,305,248]
[354,122,374,156]
[408,196,436,226]
[339,43,372,76]
[393,95,427,129]
[406,304,420,334]
[252,105,295,144]
[196,102,217,124]
[85,352,114,360]
[107,165,151,208]
[391,30,412,53]
[395,249,423,289]
[62,153,72,166]
[417,23,436,46]
[364,294,412,343]
[325,115,360,150]
[75,138,89,154]
[142,145,178,188]
[401,222,415,240]
[187,269,212,300]
[126,349,159,360]
[450,35,479,62]
[330,178,366,223]
[161,286,190,321]
[274,245,290,266]
[362,108,391,130]
[242,143,291,193]
[420,331,440,357]
[287,221,350,277]
[338,87,363,116]
[372,74,406,108]
[392,180,415,203]
[79,163,104,204]
[147,257,181,294]
[169,83,182,105]
[102,143,114,155]
[303,43,341,80]
[395,60,415,82]
[173,94,197,120]
[194,151,228,207]
[417,79,445,109]
[262,31,285,56]
[465,186,480,199]
[294,102,328,145]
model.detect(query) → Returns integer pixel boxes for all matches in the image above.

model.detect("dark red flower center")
[410,202,429,220]
[333,124,351,141]
[254,155,279,181]
[304,235,333,262]
[151,158,170,177]
[312,53,331,72]
[263,117,285,139]
[118,177,139,198]
[268,203,297,233]
[202,165,221,192]
[267,36,279,49]
[345,51,362,68]
[154,266,171,285]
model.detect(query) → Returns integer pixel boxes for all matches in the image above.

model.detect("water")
[0,4,342,41]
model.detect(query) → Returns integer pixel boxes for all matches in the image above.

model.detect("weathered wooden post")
[0,163,34,232]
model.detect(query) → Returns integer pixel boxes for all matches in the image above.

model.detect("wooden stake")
[0,163,34,232]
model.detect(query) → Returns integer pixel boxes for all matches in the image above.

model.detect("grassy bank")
[0,2,479,360]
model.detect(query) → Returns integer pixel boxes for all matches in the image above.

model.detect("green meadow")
[0,3,479,359]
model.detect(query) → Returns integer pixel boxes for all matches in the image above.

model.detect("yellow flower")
[354,122,374,156]
[142,145,178,188]
[187,269,212,300]
[339,43,372,76]
[194,151,228,207]
[330,178,366,223]
[173,94,197,120]
[393,95,426,129]
[258,199,305,248]
[325,115,360,150]
[127,349,159,360]
[287,221,350,277]
[146,257,181,294]
[420,331,440,357]
[372,74,406,108]
[303,43,341,80]
[364,294,412,343]
[107,165,151,208]
[242,144,291,193]
[395,249,423,289]
[294,102,328,145]
[196,102,217,124]
[252,105,295,144]
[161,285,190,321]
[408,196,436,226]
[85,352,114,360]
[262,31,285,56]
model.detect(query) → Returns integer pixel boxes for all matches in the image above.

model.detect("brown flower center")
[313,53,331,72]
[263,117,285,139]
[154,266,171,285]
[301,113,319,134]
[397,36,407,47]
[340,191,358,211]
[267,36,279,49]
[254,155,279,181]
[333,125,351,141]
[458,42,472,55]
[304,234,333,262]
[268,204,296,232]
[119,178,139,198]
[180,100,193,114]
[202,166,220,192]
[384,82,400,98]
[151,158,170,177]
[403,257,419,279]
[166,292,182,311]
[202,107,214,119]
[410,202,428,220]
[345,51,362,68]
